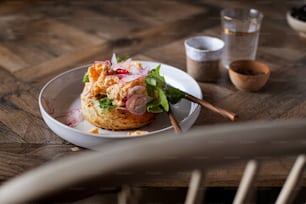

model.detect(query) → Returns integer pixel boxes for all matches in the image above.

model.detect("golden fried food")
[81,93,155,130]
[80,57,156,130]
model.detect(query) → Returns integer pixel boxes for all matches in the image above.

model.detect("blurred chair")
[0,119,305,204]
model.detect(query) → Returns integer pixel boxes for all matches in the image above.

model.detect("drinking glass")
[221,8,263,69]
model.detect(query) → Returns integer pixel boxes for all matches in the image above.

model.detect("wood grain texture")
[0,0,306,188]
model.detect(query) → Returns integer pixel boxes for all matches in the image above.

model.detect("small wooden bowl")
[229,60,270,92]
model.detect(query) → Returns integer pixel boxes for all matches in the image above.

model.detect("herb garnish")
[99,97,115,112]
[116,56,129,63]
[165,85,185,104]
[145,65,185,113]
[82,73,89,83]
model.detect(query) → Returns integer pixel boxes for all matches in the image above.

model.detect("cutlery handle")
[185,94,237,121]
[168,107,182,134]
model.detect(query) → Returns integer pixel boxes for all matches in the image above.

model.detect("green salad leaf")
[99,97,115,112]
[165,85,186,104]
[82,73,89,83]
[145,65,185,113]
[146,97,164,113]
[116,55,129,63]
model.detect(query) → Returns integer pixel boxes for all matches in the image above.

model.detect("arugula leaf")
[99,97,115,112]
[82,73,89,83]
[165,85,185,104]
[146,65,164,86]
[147,99,164,113]
[157,86,169,111]
[116,55,129,63]
[145,64,185,113]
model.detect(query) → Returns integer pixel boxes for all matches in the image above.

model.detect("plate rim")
[39,61,202,139]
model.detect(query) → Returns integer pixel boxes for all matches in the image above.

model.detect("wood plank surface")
[0,0,306,188]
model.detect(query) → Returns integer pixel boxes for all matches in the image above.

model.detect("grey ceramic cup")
[184,36,224,82]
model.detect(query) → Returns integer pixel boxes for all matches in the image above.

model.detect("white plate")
[39,61,202,149]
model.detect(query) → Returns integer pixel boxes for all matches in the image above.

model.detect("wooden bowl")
[229,60,270,92]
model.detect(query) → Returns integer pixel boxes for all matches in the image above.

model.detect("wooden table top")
[0,0,306,187]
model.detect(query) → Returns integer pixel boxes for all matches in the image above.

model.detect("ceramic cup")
[184,36,224,82]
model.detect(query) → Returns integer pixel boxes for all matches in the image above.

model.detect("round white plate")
[39,61,202,149]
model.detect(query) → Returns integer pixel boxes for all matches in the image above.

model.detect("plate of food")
[39,54,202,149]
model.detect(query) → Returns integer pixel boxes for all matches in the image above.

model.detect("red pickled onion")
[65,108,83,127]
[119,67,149,83]
[120,75,142,83]
[129,64,142,74]
[114,74,129,79]
[82,82,93,96]
[111,58,132,71]
[127,85,146,98]
[126,94,151,115]
[111,53,117,65]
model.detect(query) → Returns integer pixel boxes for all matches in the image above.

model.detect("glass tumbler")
[221,8,263,69]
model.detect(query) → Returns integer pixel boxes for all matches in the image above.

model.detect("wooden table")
[0,0,306,188]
